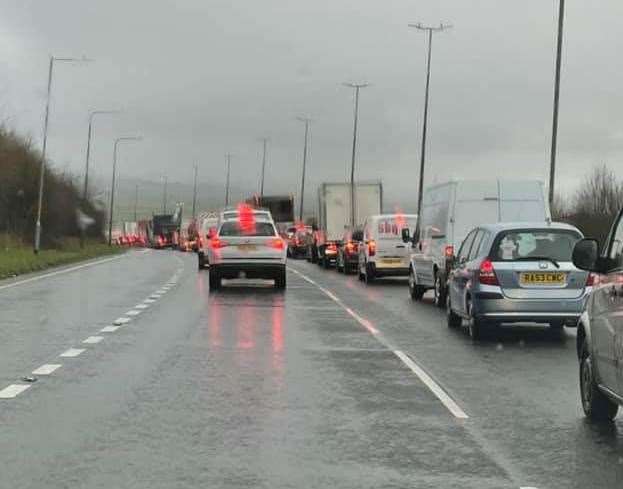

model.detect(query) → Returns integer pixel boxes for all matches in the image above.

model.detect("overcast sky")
[1,0,622,208]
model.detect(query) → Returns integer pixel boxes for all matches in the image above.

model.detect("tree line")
[553,164,623,244]
[0,127,105,247]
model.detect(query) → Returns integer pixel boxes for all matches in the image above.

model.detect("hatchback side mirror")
[401,228,410,243]
[572,238,600,272]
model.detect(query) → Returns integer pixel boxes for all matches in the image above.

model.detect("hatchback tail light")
[210,238,229,249]
[269,238,285,250]
[478,258,499,286]
[368,240,376,257]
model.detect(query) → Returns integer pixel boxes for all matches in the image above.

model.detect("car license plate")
[237,244,256,251]
[520,272,566,285]
[380,258,402,267]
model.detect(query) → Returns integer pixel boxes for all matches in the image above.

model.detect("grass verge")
[0,236,125,280]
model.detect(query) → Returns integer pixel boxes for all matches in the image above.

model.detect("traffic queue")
[124,176,623,423]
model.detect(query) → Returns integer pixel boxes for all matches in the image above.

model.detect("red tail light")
[269,238,285,250]
[327,243,337,251]
[210,238,229,249]
[444,245,454,258]
[345,241,357,254]
[586,272,597,287]
[368,240,376,256]
[479,258,499,285]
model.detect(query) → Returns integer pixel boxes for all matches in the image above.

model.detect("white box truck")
[313,181,382,267]
[407,179,551,306]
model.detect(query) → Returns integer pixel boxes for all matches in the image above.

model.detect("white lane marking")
[150,294,162,299]
[0,255,124,291]
[135,304,149,309]
[113,317,131,325]
[83,336,104,344]
[138,249,151,254]
[126,310,141,316]
[60,348,85,358]
[394,350,469,419]
[144,298,156,304]
[32,364,62,375]
[0,384,31,399]
[100,325,120,333]
[289,266,469,420]
[157,289,168,294]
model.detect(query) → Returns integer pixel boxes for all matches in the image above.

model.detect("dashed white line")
[0,255,124,292]
[144,298,156,303]
[113,317,131,325]
[100,325,120,333]
[83,336,104,344]
[60,348,85,358]
[394,350,469,419]
[126,310,141,316]
[0,384,31,399]
[32,364,62,375]
[135,304,149,309]
[150,294,162,299]
[289,266,469,420]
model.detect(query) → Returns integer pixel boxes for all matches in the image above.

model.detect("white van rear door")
[375,216,417,267]
[498,180,549,222]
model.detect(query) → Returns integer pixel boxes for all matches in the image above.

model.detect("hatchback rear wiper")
[514,256,560,268]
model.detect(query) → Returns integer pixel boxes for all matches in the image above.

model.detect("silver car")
[446,222,592,339]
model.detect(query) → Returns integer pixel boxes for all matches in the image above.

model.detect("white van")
[407,179,550,305]
[358,213,418,283]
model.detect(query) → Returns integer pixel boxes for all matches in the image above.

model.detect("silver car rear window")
[491,229,581,262]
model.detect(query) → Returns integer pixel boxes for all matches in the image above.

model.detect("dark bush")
[0,126,105,247]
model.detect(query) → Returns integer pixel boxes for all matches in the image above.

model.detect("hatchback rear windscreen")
[492,229,581,262]
[219,221,276,237]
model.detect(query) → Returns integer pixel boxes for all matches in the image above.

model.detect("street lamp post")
[83,109,120,201]
[259,138,268,201]
[162,175,168,214]
[34,55,92,253]
[133,184,139,222]
[549,0,566,205]
[108,136,142,245]
[296,117,311,222]
[225,153,232,207]
[409,23,452,221]
[192,163,198,220]
[343,82,368,227]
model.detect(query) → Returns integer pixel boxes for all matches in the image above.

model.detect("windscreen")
[218,221,276,237]
[492,229,581,262]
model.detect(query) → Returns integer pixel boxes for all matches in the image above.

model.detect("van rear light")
[586,272,598,287]
[444,245,454,258]
[478,258,499,286]
[269,238,285,250]
[368,240,376,256]
[210,238,229,249]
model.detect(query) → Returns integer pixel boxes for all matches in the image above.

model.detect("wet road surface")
[0,249,621,488]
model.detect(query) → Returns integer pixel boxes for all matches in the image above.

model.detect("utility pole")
[343,82,369,227]
[192,163,198,219]
[549,0,566,205]
[34,55,92,253]
[133,184,138,222]
[409,22,452,221]
[297,117,311,222]
[162,175,168,214]
[108,136,142,246]
[225,153,232,207]
[259,138,268,201]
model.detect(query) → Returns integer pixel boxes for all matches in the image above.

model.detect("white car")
[358,213,418,283]
[206,211,287,290]
[197,214,219,269]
